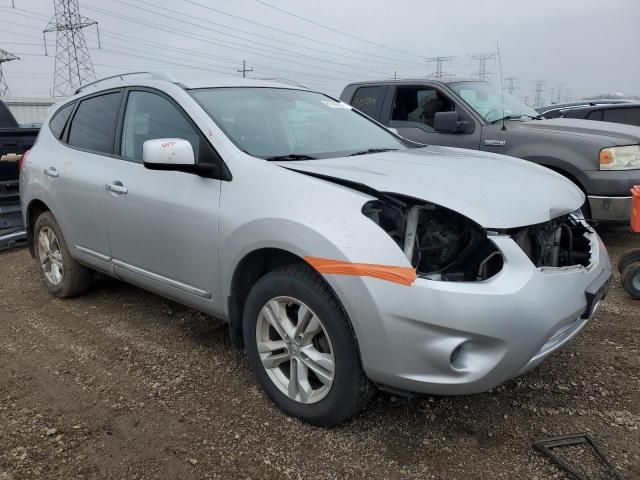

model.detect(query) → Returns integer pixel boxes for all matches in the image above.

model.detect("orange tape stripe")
[305,256,416,286]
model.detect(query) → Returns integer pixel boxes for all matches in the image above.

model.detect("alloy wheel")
[256,296,335,404]
[38,226,64,286]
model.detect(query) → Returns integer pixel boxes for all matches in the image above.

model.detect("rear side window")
[351,86,386,119]
[48,103,74,139]
[120,90,200,163]
[543,109,564,119]
[68,92,122,154]
[603,107,640,127]
[586,110,603,121]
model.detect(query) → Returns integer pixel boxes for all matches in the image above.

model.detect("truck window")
[586,110,603,121]
[68,92,122,154]
[391,86,454,131]
[48,103,74,139]
[603,107,640,127]
[351,86,386,119]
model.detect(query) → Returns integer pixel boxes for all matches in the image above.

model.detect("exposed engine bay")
[363,195,592,281]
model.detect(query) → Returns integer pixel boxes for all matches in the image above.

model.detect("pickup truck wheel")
[34,211,92,298]
[243,264,373,426]
[621,261,640,299]
[618,249,640,274]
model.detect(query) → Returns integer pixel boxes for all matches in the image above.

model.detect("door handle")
[105,182,128,195]
[44,167,59,178]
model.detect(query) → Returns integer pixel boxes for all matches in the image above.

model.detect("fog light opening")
[450,343,467,370]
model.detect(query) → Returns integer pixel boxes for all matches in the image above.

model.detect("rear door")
[386,84,480,148]
[48,90,123,273]
[104,88,222,311]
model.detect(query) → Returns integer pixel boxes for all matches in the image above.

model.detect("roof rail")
[74,71,177,95]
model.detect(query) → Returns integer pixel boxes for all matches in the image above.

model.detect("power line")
[43,0,100,96]
[181,0,425,66]
[469,52,497,81]
[0,48,20,96]
[248,0,424,59]
[426,56,454,78]
[2,8,362,89]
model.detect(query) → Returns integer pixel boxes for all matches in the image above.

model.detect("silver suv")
[21,72,611,426]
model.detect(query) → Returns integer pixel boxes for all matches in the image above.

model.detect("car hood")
[276,147,584,229]
[519,118,640,145]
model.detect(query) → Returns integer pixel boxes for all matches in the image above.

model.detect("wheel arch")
[25,199,51,257]
[226,247,362,366]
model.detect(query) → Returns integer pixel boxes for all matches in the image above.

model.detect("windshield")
[190,87,407,159]
[449,81,540,123]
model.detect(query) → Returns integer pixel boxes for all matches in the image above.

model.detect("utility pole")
[43,0,100,96]
[0,48,19,97]
[426,56,454,78]
[469,52,497,81]
[237,60,253,78]
[533,79,546,107]
[505,76,518,95]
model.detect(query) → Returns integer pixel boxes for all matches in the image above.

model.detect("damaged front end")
[363,195,593,281]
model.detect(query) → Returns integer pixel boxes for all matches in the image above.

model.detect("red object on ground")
[632,185,640,233]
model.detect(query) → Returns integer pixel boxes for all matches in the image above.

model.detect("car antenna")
[497,40,507,131]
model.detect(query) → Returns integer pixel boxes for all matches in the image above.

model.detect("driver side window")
[391,86,455,131]
[121,90,200,163]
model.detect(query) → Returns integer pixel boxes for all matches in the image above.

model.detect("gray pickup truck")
[340,79,640,224]
[1,100,38,250]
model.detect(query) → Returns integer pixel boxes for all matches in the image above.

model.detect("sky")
[1,0,639,104]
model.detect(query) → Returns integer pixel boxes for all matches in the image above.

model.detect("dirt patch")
[1,231,639,479]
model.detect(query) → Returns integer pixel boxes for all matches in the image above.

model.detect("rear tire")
[34,211,92,298]
[618,249,640,274]
[243,264,373,426]
[621,261,640,299]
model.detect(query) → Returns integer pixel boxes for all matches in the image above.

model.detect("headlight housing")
[599,145,640,170]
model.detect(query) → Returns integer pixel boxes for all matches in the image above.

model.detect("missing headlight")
[363,196,503,281]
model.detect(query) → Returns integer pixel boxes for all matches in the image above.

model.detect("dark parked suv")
[561,103,640,127]
[340,79,640,224]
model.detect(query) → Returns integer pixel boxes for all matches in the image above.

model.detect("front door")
[105,89,222,311]
[388,85,481,149]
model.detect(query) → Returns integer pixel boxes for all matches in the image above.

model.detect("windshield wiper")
[265,154,318,161]
[348,148,398,157]
[490,114,543,124]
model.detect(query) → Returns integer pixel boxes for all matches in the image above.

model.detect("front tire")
[243,264,373,426]
[34,211,92,298]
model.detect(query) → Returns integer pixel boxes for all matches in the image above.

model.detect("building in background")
[2,97,56,125]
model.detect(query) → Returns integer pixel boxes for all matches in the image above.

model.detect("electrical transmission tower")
[426,56,454,78]
[533,80,546,107]
[469,52,497,81]
[505,76,518,95]
[43,0,100,96]
[0,49,20,97]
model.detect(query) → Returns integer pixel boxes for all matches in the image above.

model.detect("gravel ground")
[0,231,638,479]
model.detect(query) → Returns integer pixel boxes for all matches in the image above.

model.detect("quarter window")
[586,110,603,121]
[67,92,122,154]
[121,91,200,163]
[351,86,386,119]
[48,103,74,139]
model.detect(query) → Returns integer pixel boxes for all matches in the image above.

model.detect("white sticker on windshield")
[321,100,351,109]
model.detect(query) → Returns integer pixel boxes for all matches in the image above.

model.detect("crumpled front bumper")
[326,228,611,396]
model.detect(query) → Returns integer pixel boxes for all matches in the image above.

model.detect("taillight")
[18,149,30,172]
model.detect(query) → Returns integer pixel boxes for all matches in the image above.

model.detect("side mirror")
[433,111,467,134]
[143,138,195,168]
